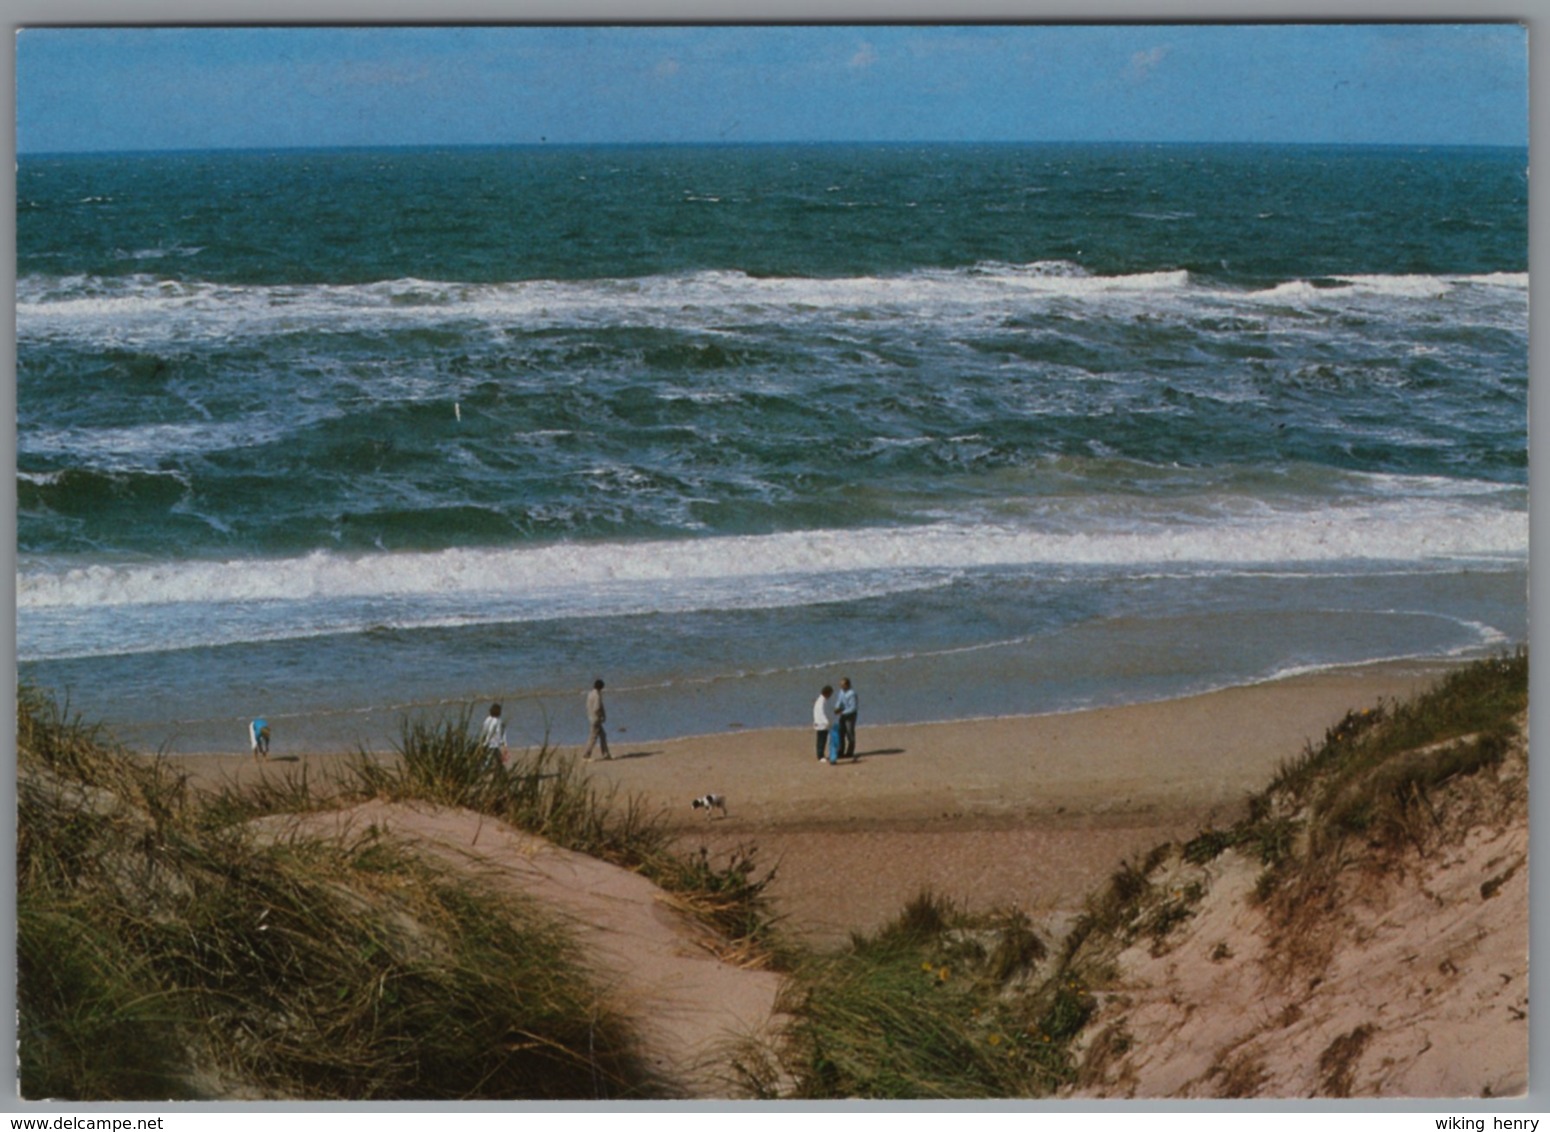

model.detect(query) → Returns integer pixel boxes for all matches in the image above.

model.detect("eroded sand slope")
[1065,719,1528,1099]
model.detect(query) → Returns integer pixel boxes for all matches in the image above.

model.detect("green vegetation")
[1267,650,1527,819]
[354,707,673,861]
[17,689,696,1100]
[751,892,1085,1099]
[1178,650,1529,913]
[1237,651,1528,981]
[1082,649,1527,1055]
[201,705,781,963]
[352,706,781,963]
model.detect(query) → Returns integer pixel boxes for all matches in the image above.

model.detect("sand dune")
[158,657,1526,1098]
[254,799,785,1097]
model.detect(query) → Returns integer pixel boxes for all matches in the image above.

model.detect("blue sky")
[15,24,1529,153]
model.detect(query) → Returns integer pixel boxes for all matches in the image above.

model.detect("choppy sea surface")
[16,144,1528,754]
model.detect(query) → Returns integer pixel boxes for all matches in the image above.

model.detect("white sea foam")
[1466,272,1529,289]
[18,495,1527,617]
[1258,613,1512,683]
[1329,274,1454,299]
[20,419,304,466]
[1247,280,1335,302]
[1245,271,1527,306]
[18,262,1500,348]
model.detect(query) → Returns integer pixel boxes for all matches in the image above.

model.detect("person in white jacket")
[813,685,836,764]
[479,703,508,768]
[584,679,612,760]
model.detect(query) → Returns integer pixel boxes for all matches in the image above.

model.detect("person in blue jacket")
[835,677,859,760]
[249,717,271,760]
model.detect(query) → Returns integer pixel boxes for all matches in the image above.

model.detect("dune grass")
[349,705,782,963]
[17,688,661,1101]
[1077,652,1530,968]
[1182,649,1528,899]
[1265,649,1527,815]
[353,706,672,861]
[754,892,1079,1099]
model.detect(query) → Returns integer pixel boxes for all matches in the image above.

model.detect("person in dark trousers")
[835,676,859,760]
[813,685,835,763]
[249,718,271,760]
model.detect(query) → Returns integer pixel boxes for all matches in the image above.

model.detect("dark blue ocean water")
[16,144,1529,753]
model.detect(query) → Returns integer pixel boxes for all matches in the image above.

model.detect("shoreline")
[158,658,1462,941]
[159,653,1464,763]
[587,653,1472,750]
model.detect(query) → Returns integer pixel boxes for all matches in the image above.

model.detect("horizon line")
[18,138,1530,159]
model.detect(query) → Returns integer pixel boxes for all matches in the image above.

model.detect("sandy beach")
[169,660,1456,944]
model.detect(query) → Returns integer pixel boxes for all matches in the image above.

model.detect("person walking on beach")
[249,717,271,760]
[479,702,508,769]
[584,679,612,760]
[813,685,836,764]
[835,677,859,760]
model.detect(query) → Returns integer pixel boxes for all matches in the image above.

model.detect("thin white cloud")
[850,42,878,70]
[656,58,681,78]
[1128,45,1171,83]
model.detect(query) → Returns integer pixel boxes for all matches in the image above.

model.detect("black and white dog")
[691,793,728,819]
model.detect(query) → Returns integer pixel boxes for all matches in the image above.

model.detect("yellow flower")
[937,966,950,981]
[988,1034,1003,1047]
[922,962,935,973]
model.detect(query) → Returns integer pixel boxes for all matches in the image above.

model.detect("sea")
[15,143,1529,756]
